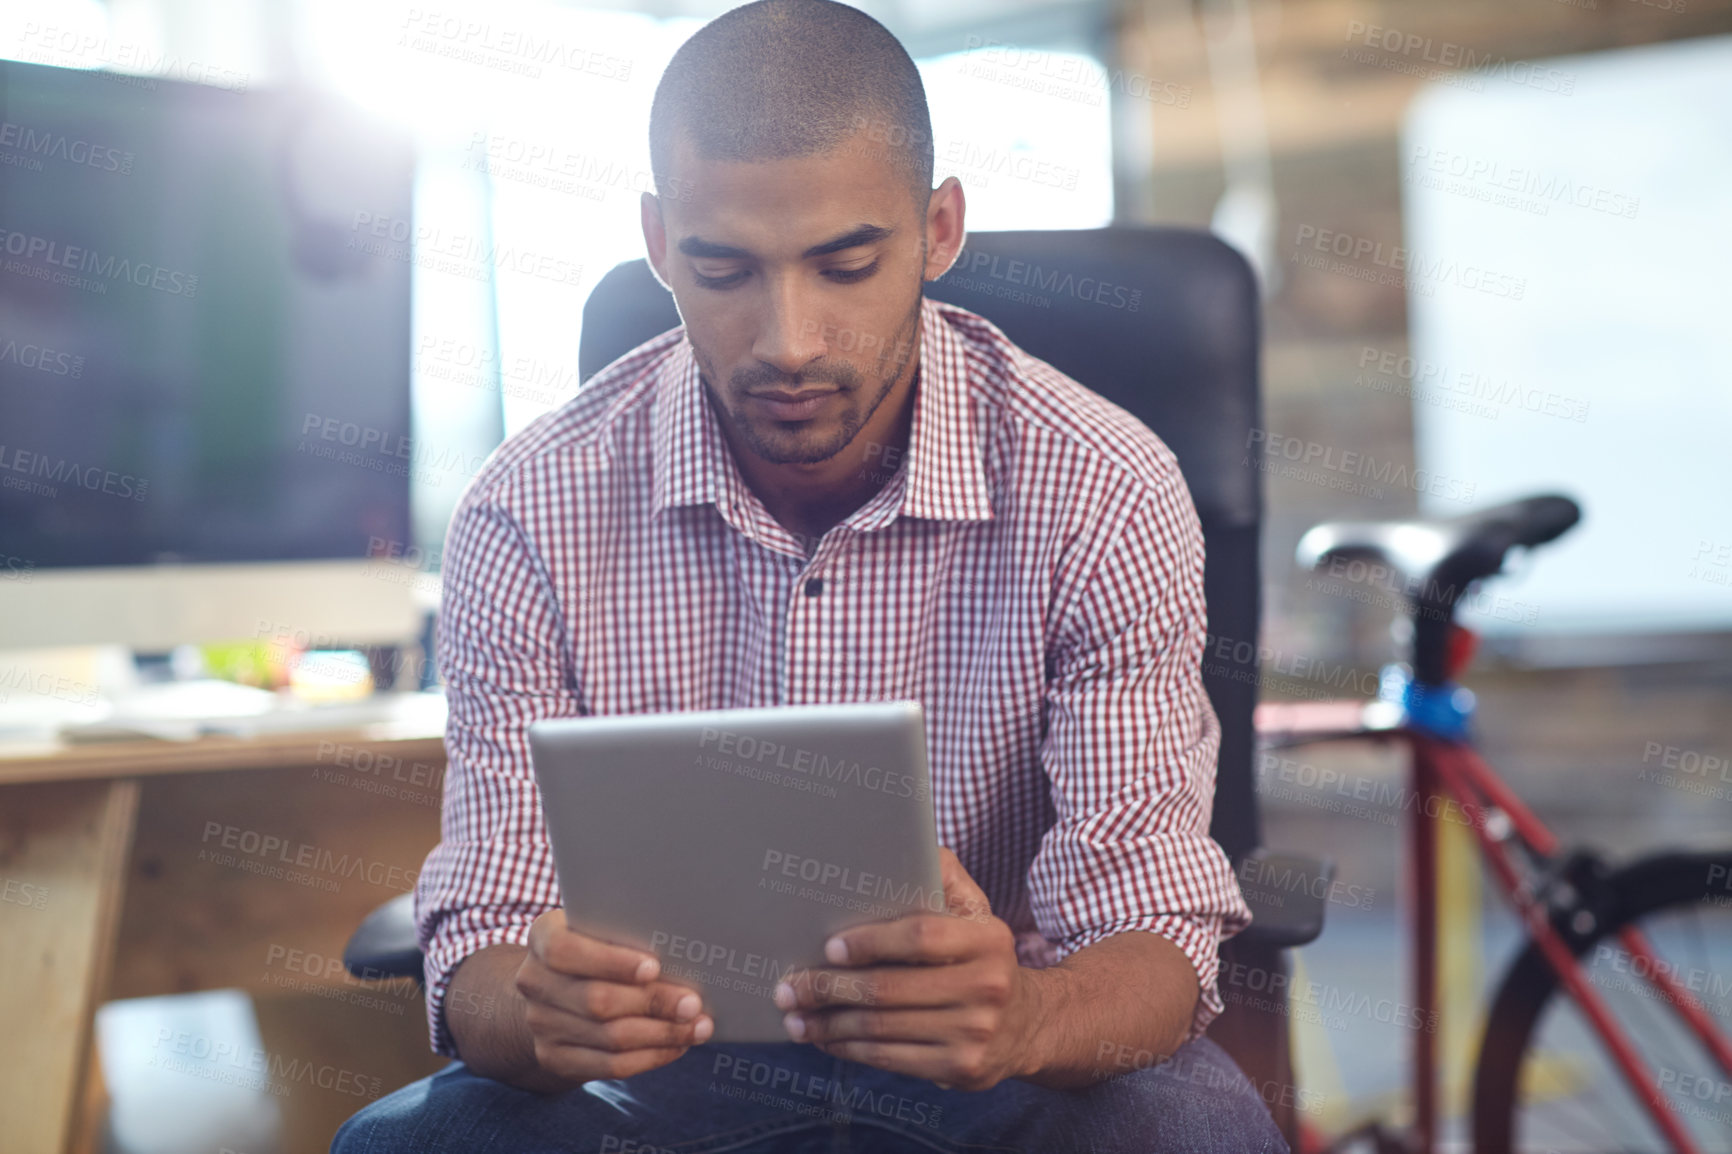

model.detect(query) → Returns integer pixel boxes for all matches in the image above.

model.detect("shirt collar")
[650,296,995,531]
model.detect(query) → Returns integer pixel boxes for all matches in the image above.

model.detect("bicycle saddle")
[1295,493,1581,682]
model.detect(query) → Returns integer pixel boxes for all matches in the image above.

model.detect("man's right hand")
[513,908,714,1083]
[443,911,713,1092]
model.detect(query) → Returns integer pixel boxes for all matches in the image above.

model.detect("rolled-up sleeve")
[416,480,577,1057]
[1027,467,1252,1042]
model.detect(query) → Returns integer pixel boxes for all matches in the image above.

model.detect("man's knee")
[331,1092,400,1153]
[1108,1038,1289,1153]
[331,1082,435,1154]
[330,1064,500,1154]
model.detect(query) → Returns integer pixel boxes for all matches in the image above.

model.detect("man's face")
[643,132,943,467]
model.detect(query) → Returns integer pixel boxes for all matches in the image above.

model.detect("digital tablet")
[527,699,944,1041]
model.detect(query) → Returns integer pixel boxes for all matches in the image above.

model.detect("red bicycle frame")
[1257,703,1732,1153]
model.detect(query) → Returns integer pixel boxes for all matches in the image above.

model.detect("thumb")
[938,846,993,924]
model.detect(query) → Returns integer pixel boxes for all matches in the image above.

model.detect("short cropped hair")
[648,0,935,207]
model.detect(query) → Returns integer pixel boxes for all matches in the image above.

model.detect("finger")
[533,920,663,985]
[827,911,980,968]
[789,1005,966,1046]
[531,1002,716,1053]
[777,964,966,1012]
[805,1038,955,1083]
[536,1038,697,1084]
[518,970,706,1024]
[936,847,995,924]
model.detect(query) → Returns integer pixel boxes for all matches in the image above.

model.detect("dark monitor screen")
[0,61,414,569]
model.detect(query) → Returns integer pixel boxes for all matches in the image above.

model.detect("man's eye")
[825,262,878,284]
[692,268,748,289]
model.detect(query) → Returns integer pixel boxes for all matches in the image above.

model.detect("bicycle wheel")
[1472,850,1732,1153]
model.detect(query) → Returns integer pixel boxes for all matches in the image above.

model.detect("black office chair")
[345,227,1329,1143]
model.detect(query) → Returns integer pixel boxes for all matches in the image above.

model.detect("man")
[336,1,1285,1150]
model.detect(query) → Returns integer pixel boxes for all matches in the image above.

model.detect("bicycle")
[1253,493,1732,1153]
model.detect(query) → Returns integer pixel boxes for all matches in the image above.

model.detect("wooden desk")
[0,698,450,1154]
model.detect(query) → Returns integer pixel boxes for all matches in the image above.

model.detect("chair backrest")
[577,227,1265,862]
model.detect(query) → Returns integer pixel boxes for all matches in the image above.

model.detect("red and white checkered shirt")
[417,295,1252,1057]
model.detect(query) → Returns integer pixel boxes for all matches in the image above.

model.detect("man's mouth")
[747,388,838,420]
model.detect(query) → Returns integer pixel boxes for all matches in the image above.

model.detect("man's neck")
[762,369,914,547]
[736,364,920,551]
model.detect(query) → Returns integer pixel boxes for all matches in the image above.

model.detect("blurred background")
[1,0,1729,1151]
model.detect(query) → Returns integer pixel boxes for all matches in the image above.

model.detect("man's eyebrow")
[676,236,753,260]
[803,224,893,258]
[675,224,894,263]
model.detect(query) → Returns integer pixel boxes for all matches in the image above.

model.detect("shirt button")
[805,578,824,597]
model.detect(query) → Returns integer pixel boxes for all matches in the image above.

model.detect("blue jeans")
[331,1035,1287,1153]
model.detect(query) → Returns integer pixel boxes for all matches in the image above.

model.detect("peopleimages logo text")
[0,444,148,501]
[0,228,197,295]
[949,249,1142,310]
[698,727,925,799]
[0,121,134,172]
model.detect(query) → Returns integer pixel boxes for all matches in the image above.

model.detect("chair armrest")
[344,892,426,985]
[1232,848,1334,949]
[339,849,1335,983]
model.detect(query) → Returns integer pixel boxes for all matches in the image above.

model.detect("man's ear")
[641,190,672,291]
[922,176,966,283]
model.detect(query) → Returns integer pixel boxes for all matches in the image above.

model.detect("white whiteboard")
[1401,34,1732,636]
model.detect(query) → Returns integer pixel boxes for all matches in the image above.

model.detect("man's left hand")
[772,847,1049,1091]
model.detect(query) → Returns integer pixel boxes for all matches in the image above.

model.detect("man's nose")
[750,279,829,376]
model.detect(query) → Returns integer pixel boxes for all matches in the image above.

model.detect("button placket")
[787,538,850,697]
[788,602,822,697]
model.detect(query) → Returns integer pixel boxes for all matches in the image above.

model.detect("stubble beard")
[697,295,923,467]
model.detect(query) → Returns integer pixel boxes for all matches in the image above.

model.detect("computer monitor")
[0,60,421,651]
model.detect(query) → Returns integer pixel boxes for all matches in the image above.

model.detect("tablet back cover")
[529,699,943,1041]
